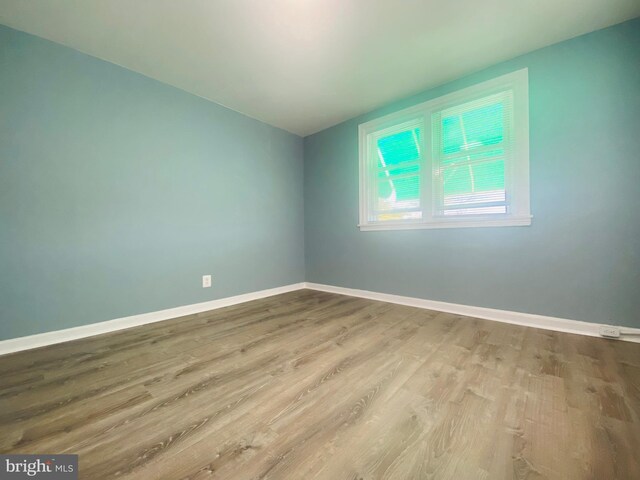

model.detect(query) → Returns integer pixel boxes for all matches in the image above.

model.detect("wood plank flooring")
[1,289,639,479]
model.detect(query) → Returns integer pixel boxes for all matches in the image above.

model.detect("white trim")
[359,68,530,231]
[0,283,306,356]
[304,283,640,343]
[358,215,532,231]
[3,280,637,355]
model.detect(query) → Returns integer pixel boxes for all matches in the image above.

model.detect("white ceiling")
[0,1,638,136]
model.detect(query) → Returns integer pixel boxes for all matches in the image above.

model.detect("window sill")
[358,215,532,231]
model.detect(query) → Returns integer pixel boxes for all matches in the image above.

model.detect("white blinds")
[432,91,513,217]
[371,119,424,222]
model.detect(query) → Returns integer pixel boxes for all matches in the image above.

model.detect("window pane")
[377,163,420,179]
[440,148,505,166]
[443,206,507,216]
[435,92,511,216]
[377,175,420,212]
[443,160,504,195]
[374,124,423,220]
[441,159,505,214]
[377,211,423,221]
[377,128,421,168]
[442,102,504,154]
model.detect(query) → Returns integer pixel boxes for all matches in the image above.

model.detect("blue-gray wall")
[0,25,305,340]
[304,19,640,327]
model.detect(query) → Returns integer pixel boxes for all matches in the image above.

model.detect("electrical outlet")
[202,275,212,288]
[599,326,620,338]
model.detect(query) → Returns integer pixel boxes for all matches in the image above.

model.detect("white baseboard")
[2,280,638,356]
[0,283,306,356]
[304,282,640,343]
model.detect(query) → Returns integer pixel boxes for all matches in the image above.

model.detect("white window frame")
[358,68,531,231]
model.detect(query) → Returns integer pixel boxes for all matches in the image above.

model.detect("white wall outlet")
[202,275,212,288]
[599,326,620,338]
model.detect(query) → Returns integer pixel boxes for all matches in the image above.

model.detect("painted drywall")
[304,18,640,327]
[0,24,305,340]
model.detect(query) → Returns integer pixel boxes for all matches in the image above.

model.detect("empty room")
[1,1,639,479]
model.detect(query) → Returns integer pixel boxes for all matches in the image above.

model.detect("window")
[359,69,530,230]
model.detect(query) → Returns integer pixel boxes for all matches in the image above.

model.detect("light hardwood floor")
[1,290,639,479]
